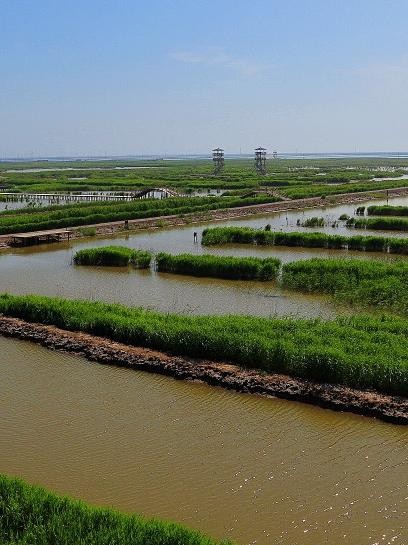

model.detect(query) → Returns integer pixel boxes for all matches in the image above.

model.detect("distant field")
[1,157,407,197]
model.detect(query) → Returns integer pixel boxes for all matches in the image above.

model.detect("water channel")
[1,195,408,544]
[1,336,407,545]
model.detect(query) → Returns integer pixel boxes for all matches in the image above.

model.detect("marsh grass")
[0,474,232,545]
[156,252,280,280]
[201,226,408,254]
[2,294,408,395]
[74,246,152,268]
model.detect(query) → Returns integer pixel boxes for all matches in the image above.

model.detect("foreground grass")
[0,474,231,545]
[156,253,280,280]
[201,226,408,254]
[1,294,408,396]
[74,246,152,268]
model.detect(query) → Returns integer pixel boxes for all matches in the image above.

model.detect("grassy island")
[156,252,280,280]
[74,246,152,268]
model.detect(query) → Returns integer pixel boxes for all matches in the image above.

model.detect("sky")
[2,0,408,157]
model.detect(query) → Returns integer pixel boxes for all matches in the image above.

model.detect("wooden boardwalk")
[10,229,72,247]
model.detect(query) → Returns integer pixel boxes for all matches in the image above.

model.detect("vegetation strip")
[367,205,408,216]
[0,473,231,545]
[281,257,408,314]
[156,252,280,280]
[74,246,152,268]
[202,226,408,254]
[349,216,408,231]
[0,315,406,423]
[0,195,281,236]
[2,294,408,398]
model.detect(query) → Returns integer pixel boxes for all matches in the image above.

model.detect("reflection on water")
[1,337,407,545]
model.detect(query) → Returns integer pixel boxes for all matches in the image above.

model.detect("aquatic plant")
[301,217,325,227]
[201,226,408,254]
[74,246,152,268]
[156,252,280,280]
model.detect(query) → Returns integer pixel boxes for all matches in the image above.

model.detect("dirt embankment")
[1,315,407,424]
[1,186,408,248]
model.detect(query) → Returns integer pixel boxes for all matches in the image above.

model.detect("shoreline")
[1,186,408,249]
[1,315,407,424]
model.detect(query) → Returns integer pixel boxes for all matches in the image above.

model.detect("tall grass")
[2,294,408,395]
[367,205,408,216]
[281,257,408,314]
[156,252,280,280]
[201,226,406,254]
[74,246,152,268]
[351,217,408,231]
[0,474,231,545]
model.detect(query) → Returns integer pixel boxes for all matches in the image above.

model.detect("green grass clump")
[156,252,280,280]
[2,294,408,395]
[367,205,408,216]
[352,217,408,231]
[78,226,97,236]
[74,246,152,268]
[0,474,231,545]
[302,216,325,227]
[202,226,408,254]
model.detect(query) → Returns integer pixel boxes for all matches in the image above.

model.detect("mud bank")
[1,315,407,424]
[1,186,408,249]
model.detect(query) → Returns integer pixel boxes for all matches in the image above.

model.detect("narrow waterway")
[1,336,407,545]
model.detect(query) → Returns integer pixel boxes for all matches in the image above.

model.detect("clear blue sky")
[2,0,408,157]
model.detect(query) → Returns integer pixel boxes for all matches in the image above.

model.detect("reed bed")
[0,474,230,545]
[350,217,408,231]
[367,205,408,216]
[281,257,408,314]
[302,217,325,227]
[74,246,152,268]
[156,252,280,280]
[201,226,408,254]
[1,294,408,395]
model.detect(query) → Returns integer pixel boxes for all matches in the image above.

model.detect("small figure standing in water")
[193,231,198,243]
[124,219,129,230]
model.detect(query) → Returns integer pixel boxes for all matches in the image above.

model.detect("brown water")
[1,336,407,545]
[2,196,408,320]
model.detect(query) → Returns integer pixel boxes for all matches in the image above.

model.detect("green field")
[1,157,407,197]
